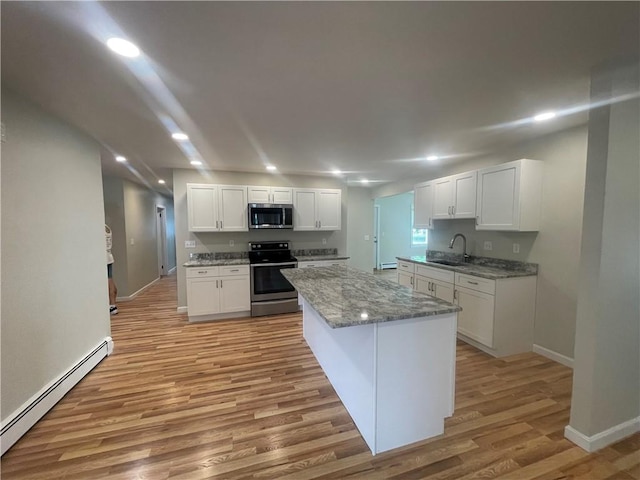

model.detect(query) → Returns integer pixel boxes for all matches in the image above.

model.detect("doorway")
[156,205,168,277]
[374,205,381,270]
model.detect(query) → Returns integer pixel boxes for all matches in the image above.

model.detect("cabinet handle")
[319,220,322,228]
[453,289,458,300]
[447,206,451,215]
[220,280,223,288]
[428,217,432,227]
[468,281,479,285]
[476,216,479,226]
[198,270,207,274]
[220,220,223,229]
[410,276,414,286]
[452,205,456,215]
[216,280,218,288]
[229,269,239,272]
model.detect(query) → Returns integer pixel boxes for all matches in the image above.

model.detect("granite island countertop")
[282,265,460,329]
[397,254,538,280]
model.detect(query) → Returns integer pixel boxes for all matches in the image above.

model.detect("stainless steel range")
[249,241,298,317]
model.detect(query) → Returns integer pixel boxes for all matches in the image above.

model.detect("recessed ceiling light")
[172,132,189,141]
[190,160,202,166]
[426,155,439,161]
[360,312,369,320]
[115,155,127,162]
[266,165,277,171]
[106,38,140,58]
[332,169,342,175]
[533,111,557,122]
[158,179,166,184]
[360,179,369,184]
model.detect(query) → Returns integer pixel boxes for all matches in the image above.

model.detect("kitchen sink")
[428,259,464,267]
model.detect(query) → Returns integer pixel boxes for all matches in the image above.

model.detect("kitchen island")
[282,266,461,455]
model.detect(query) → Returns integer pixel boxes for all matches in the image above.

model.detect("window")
[411,205,428,246]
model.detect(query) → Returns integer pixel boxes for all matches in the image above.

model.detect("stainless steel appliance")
[249,241,298,316]
[248,204,293,229]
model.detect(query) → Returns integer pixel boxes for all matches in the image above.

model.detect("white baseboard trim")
[116,277,160,302]
[177,306,188,314]
[532,344,574,368]
[168,266,176,275]
[1,337,113,456]
[565,417,640,452]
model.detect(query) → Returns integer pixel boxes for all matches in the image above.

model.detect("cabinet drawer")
[397,261,415,274]
[219,265,249,276]
[186,267,219,278]
[416,265,454,283]
[455,273,495,295]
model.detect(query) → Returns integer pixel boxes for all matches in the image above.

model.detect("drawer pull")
[198,271,207,274]
[468,281,479,285]
[229,269,239,272]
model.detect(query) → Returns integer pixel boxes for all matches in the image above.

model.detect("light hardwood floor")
[2,275,638,479]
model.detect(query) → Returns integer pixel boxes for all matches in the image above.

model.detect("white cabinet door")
[187,184,219,232]
[431,279,455,303]
[456,285,495,347]
[397,271,414,288]
[317,190,341,230]
[452,171,477,219]
[219,276,250,313]
[247,186,271,204]
[432,177,453,219]
[414,182,434,229]
[476,159,542,231]
[186,277,220,316]
[271,187,293,204]
[293,189,317,231]
[218,185,248,232]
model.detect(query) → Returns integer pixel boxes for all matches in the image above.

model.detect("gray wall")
[1,89,111,418]
[373,125,589,359]
[375,192,426,266]
[103,176,176,297]
[346,187,375,272]
[570,62,639,438]
[173,169,348,308]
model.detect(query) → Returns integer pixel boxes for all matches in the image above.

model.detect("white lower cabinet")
[186,265,250,321]
[397,259,537,357]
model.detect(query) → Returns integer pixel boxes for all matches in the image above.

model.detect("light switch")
[229,240,235,247]
[513,243,520,253]
[483,241,492,251]
[322,238,327,245]
[364,235,370,241]
[185,240,196,248]
[130,238,135,246]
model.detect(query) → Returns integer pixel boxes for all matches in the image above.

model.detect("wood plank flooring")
[2,274,638,479]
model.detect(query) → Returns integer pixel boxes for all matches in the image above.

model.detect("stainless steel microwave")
[248,203,294,229]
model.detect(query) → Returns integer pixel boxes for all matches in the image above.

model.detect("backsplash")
[189,252,249,261]
[292,248,338,257]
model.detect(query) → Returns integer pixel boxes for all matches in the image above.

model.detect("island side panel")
[375,313,457,454]
[301,299,376,452]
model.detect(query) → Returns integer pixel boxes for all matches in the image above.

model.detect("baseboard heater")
[380,262,398,270]
[1,337,113,455]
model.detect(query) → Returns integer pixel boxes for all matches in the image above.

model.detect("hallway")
[1,275,638,479]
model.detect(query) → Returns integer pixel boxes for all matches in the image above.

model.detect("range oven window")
[252,264,296,295]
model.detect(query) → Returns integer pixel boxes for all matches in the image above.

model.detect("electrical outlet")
[229,240,234,247]
[185,240,196,248]
[364,235,370,241]
[483,241,493,251]
[322,238,327,245]
[513,243,520,254]
[130,238,135,246]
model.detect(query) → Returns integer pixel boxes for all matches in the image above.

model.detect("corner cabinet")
[293,188,342,231]
[186,265,250,321]
[187,184,248,232]
[476,159,543,231]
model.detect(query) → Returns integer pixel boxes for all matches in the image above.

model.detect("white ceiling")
[2,2,638,192]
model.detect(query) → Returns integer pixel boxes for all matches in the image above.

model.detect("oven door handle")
[250,262,298,268]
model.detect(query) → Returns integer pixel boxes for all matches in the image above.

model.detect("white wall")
[373,125,589,359]
[103,176,176,297]
[1,89,111,418]
[172,169,348,308]
[346,187,375,272]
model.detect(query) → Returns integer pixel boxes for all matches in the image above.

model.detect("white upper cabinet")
[414,181,434,229]
[187,184,247,232]
[476,159,542,231]
[248,186,293,204]
[293,188,342,231]
[432,171,477,220]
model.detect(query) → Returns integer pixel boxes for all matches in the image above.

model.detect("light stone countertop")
[397,255,538,280]
[296,255,350,262]
[282,265,460,329]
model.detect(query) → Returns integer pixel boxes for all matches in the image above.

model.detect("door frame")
[156,205,168,277]
[374,204,381,270]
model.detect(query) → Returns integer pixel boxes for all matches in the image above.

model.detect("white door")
[247,186,271,204]
[452,171,477,219]
[271,187,293,204]
[186,278,220,316]
[317,189,341,230]
[219,276,250,313]
[432,177,453,219]
[414,182,434,229]
[218,185,248,231]
[456,286,495,347]
[187,184,218,231]
[476,163,520,230]
[293,189,317,230]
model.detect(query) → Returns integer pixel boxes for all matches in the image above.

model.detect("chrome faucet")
[449,233,470,262]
